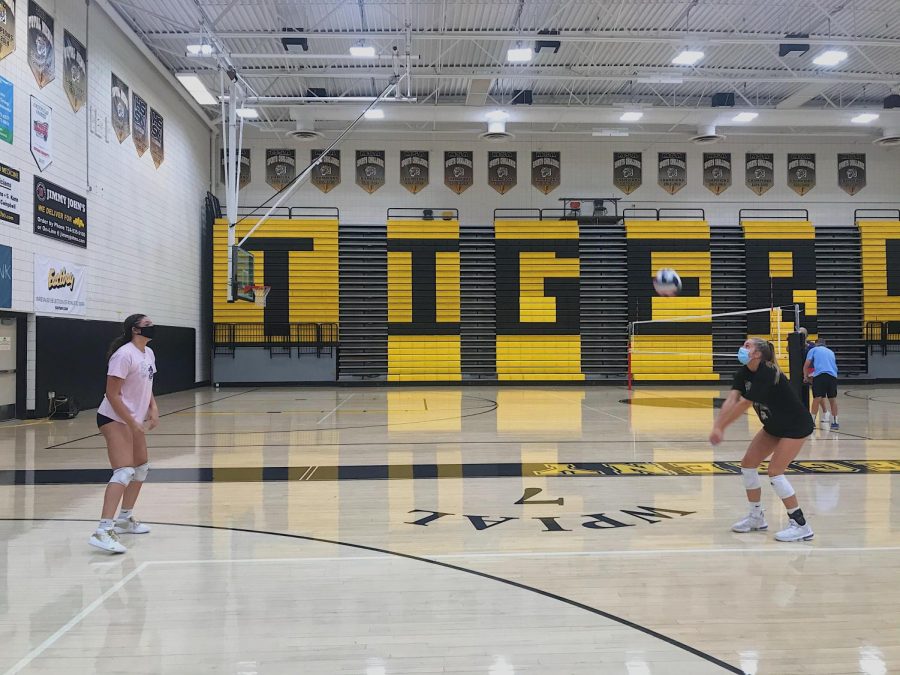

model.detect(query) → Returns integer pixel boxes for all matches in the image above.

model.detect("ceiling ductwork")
[287,108,323,140]
[478,119,513,141]
[873,128,900,147]
[690,124,726,144]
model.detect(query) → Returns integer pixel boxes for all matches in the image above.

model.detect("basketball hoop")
[243,285,271,308]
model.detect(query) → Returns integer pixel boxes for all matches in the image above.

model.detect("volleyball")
[653,268,682,296]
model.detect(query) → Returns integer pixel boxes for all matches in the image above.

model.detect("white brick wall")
[0,1,212,407]
[227,133,900,227]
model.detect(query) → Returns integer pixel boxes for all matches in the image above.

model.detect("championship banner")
[265,148,295,191]
[787,153,816,195]
[658,152,687,194]
[613,152,642,194]
[62,30,86,113]
[444,151,473,194]
[221,149,251,189]
[745,153,774,195]
[355,149,385,194]
[0,162,20,225]
[27,0,53,88]
[33,176,87,248]
[702,153,731,195]
[488,150,517,195]
[0,0,15,62]
[531,151,561,194]
[149,107,164,167]
[311,149,340,193]
[33,253,87,316]
[29,95,51,171]
[837,153,866,196]
[400,150,428,194]
[132,92,148,156]
[111,73,130,143]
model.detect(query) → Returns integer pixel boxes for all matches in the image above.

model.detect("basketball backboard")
[231,245,255,302]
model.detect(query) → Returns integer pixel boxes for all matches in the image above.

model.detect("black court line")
[3,459,898,485]
[0,518,745,674]
[45,388,259,449]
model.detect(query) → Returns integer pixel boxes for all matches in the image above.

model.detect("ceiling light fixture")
[236,107,259,119]
[732,112,758,122]
[851,113,879,124]
[507,45,533,63]
[186,44,214,56]
[636,75,683,84]
[363,108,384,120]
[813,50,848,66]
[672,50,704,66]
[175,73,217,105]
[620,111,644,122]
[592,128,630,137]
[349,44,377,58]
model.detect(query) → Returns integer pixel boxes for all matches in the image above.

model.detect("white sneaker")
[822,412,831,424]
[89,528,127,553]
[114,516,150,534]
[731,512,768,533]
[775,519,814,542]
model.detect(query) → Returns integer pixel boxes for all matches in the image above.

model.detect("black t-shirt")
[731,363,814,438]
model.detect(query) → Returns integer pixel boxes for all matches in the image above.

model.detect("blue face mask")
[737,347,751,365]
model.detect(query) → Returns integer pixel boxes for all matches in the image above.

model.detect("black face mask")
[135,325,156,340]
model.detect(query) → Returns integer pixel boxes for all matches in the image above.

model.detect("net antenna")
[225,74,410,301]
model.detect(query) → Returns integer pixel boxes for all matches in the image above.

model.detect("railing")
[387,207,459,220]
[492,208,580,220]
[738,208,809,221]
[214,322,339,356]
[854,209,900,222]
[865,320,900,355]
[235,206,340,219]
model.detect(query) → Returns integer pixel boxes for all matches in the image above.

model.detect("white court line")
[3,562,149,675]
[316,393,355,425]
[544,390,631,424]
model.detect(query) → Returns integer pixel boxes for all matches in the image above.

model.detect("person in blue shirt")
[804,339,839,430]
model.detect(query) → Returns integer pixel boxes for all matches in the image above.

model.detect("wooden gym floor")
[1,385,898,674]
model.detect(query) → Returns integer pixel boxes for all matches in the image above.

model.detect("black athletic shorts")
[812,373,838,399]
[97,413,117,428]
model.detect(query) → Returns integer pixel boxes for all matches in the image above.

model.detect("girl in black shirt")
[709,338,815,542]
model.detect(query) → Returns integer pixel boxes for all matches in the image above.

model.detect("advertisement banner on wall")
[63,30,86,113]
[149,107,164,168]
[0,0,15,62]
[0,162,20,225]
[0,75,12,143]
[29,95,51,171]
[34,253,87,315]
[132,92,148,156]
[33,176,87,248]
[399,150,428,194]
[27,0,53,88]
[0,244,10,308]
[220,149,251,189]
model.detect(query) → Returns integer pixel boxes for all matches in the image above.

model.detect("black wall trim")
[35,317,196,417]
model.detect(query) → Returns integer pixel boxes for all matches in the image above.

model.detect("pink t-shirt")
[97,343,157,423]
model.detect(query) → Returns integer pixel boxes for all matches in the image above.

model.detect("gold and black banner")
[266,149,295,191]
[613,152,642,194]
[132,92,148,157]
[488,151,517,195]
[531,151,561,195]
[400,150,428,193]
[110,73,130,143]
[221,149,251,189]
[0,0,15,62]
[62,30,86,113]
[27,0,53,88]
[657,152,687,194]
[703,152,731,195]
[787,153,816,195]
[356,150,385,194]
[746,153,774,195]
[444,151,473,194]
[311,149,340,193]
[149,107,164,168]
[838,153,866,196]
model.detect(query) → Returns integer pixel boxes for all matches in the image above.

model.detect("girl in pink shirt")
[90,314,159,554]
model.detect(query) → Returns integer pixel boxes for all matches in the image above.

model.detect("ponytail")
[107,314,146,361]
[749,337,783,383]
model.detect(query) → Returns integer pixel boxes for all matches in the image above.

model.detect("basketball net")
[244,285,271,308]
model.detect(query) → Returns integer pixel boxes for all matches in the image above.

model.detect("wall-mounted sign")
[29,95,51,171]
[33,176,87,248]
[0,162,20,225]
[34,253,87,315]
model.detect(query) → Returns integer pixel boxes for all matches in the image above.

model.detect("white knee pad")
[770,474,795,500]
[110,466,136,486]
[134,462,150,482]
[741,467,762,490]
